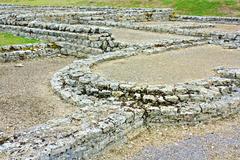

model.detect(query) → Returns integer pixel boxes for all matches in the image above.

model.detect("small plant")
[169,12,177,21]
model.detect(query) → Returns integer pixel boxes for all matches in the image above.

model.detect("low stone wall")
[87,20,239,48]
[1,4,239,55]
[175,15,240,24]
[0,6,173,26]
[209,32,240,49]
[0,43,61,62]
[0,23,116,54]
[58,46,240,125]
[0,43,46,52]
[114,37,207,50]
[0,104,144,159]
[38,8,173,24]
[0,7,110,26]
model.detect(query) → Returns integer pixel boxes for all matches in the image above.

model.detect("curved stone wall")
[47,44,240,158]
[52,44,240,124]
[1,42,239,159]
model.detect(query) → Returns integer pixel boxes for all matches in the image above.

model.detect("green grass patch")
[174,0,222,16]
[0,0,239,16]
[224,0,237,5]
[0,32,40,46]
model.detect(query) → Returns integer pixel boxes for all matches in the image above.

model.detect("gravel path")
[0,57,78,134]
[111,28,194,44]
[94,114,240,160]
[132,129,240,160]
[93,45,240,85]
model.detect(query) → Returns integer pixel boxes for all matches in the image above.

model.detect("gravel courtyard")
[93,45,240,85]
[0,57,78,134]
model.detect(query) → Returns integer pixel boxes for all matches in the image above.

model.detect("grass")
[0,0,239,16]
[0,32,40,46]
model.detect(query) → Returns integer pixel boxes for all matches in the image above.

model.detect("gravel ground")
[132,131,240,160]
[138,21,240,32]
[94,114,240,160]
[93,45,240,85]
[111,28,194,44]
[0,57,78,134]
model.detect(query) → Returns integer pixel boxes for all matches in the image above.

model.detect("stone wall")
[0,23,116,54]
[0,7,173,26]
[1,4,239,56]
[0,43,61,62]
[87,20,239,48]
[38,9,173,24]
[209,32,240,49]
[0,103,144,159]
[55,45,240,124]
[174,15,240,24]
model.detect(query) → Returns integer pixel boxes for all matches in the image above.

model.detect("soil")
[0,57,78,134]
[93,45,240,85]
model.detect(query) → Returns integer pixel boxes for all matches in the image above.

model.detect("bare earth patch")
[0,57,78,134]
[111,28,194,44]
[93,45,240,85]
